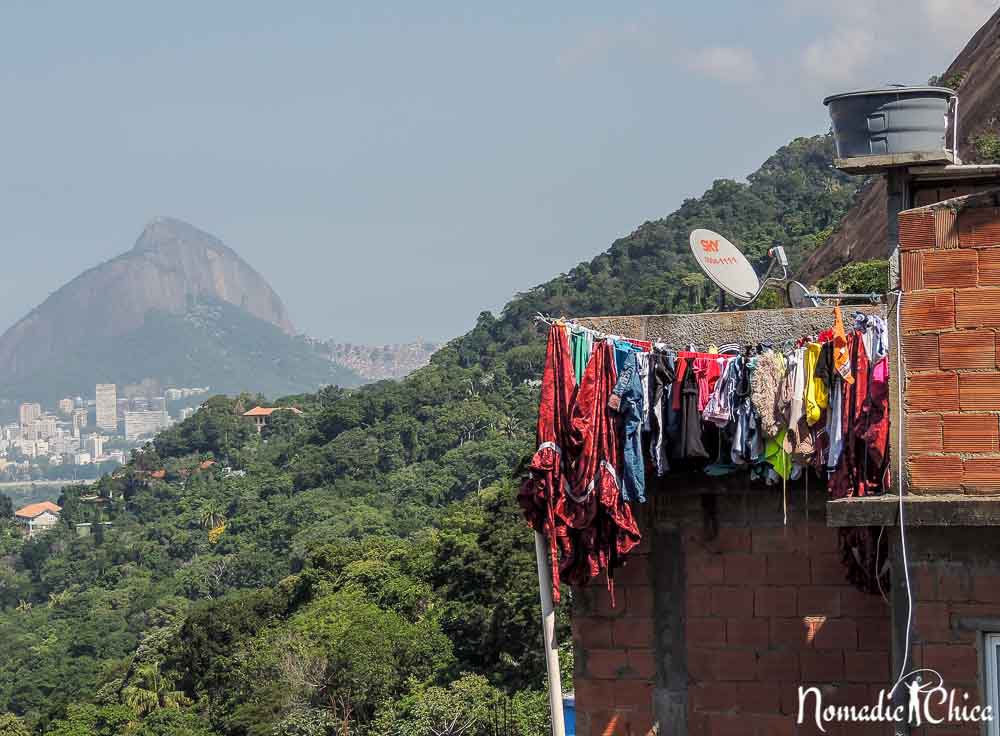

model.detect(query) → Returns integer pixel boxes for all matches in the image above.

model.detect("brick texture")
[922,249,978,289]
[901,251,924,290]
[941,414,999,452]
[963,457,1000,493]
[959,373,1000,411]
[901,290,955,333]
[956,287,1000,328]
[979,247,1000,286]
[959,206,1000,247]
[938,329,996,369]
[574,515,893,734]
[906,413,942,453]
[908,455,963,492]
[935,206,960,249]
[905,372,959,411]
[899,209,936,251]
[902,333,940,371]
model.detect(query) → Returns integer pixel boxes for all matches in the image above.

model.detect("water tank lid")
[823,86,955,106]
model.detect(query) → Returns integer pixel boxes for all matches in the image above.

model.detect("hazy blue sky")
[0,1,994,343]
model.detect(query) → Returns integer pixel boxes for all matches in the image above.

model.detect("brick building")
[565,184,1000,734]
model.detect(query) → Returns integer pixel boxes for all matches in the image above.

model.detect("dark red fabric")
[626,338,652,352]
[839,526,890,596]
[518,325,576,602]
[519,328,641,605]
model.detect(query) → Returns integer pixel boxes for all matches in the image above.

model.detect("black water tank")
[824,86,955,159]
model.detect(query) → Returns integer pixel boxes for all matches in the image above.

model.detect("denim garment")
[614,339,641,375]
[612,351,646,503]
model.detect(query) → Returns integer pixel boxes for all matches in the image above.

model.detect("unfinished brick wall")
[904,527,1000,736]
[572,492,891,736]
[683,514,889,736]
[900,192,1000,492]
[572,534,656,736]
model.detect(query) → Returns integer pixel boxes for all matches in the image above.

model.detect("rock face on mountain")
[798,8,1000,283]
[0,217,295,379]
[324,341,440,381]
[0,218,362,402]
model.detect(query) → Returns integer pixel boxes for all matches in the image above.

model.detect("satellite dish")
[787,281,820,308]
[688,229,761,301]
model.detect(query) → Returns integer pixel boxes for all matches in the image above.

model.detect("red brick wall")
[571,508,892,736]
[572,538,656,736]
[900,198,1000,492]
[684,520,889,736]
[904,528,1000,736]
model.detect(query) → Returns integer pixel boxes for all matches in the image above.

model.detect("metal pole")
[534,531,567,736]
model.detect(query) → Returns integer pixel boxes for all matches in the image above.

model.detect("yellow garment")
[804,342,828,425]
[764,430,792,479]
[832,307,855,385]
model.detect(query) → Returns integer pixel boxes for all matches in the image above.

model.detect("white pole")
[534,530,567,736]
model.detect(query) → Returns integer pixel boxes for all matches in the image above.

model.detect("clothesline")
[533,311,875,357]
[520,307,892,606]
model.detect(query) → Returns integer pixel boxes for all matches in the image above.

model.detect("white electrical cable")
[888,290,913,699]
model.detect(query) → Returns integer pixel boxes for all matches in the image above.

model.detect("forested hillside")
[0,134,865,736]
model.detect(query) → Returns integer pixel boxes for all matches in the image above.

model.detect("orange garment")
[832,307,855,385]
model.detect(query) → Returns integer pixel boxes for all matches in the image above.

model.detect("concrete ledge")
[827,494,1000,527]
[834,150,957,174]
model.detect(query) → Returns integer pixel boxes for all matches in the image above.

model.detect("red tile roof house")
[14,501,62,538]
[558,174,1000,735]
[242,406,303,433]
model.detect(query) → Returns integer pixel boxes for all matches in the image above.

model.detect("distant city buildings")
[164,387,210,401]
[18,402,41,425]
[95,383,118,432]
[85,434,104,460]
[1,382,207,481]
[72,407,88,436]
[124,410,170,441]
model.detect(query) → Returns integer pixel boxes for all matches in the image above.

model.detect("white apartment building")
[85,434,104,460]
[96,383,117,432]
[72,408,88,436]
[18,403,41,426]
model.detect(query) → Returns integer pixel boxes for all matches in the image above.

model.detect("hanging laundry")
[828,329,889,499]
[839,527,890,595]
[518,324,577,602]
[672,358,710,460]
[636,353,652,432]
[832,307,855,385]
[614,339,641,373]
[570,328,592,385]
[522,310,892,605]
[610,352,646,503]
[561,339,641,600]
[703,357,737,428]
[804,342,829,426]
[750,350,787,438]
[647,352,675,476]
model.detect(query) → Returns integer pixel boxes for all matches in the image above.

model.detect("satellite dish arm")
[734,257,788,308]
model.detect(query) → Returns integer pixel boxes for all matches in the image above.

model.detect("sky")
[0,1,995,344]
